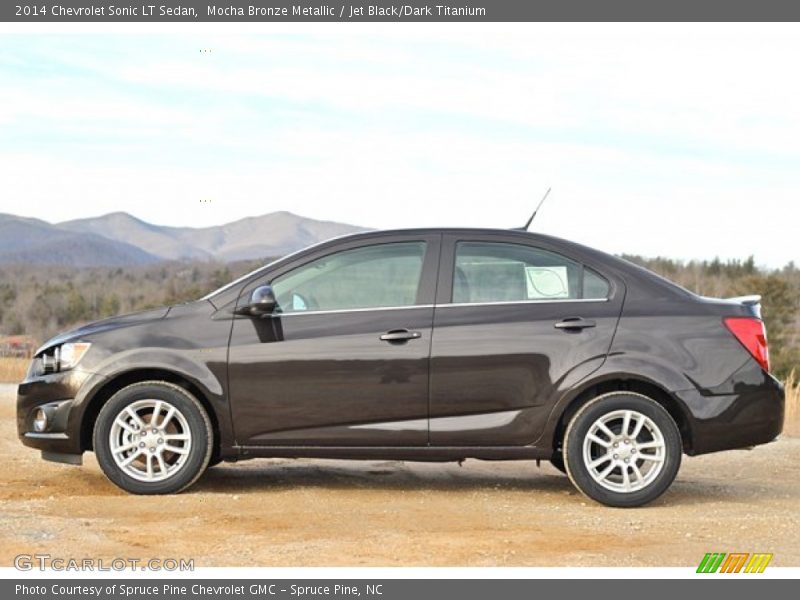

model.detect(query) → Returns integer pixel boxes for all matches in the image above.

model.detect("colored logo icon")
[697,553,773,573]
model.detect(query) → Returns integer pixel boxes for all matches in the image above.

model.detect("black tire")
[549,451,567,474]
[93,381,213,495]
[563,392,682,508]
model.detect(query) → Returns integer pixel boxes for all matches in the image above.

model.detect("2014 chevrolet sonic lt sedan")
[17,229,784,506]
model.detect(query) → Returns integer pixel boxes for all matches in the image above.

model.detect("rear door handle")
[554,317,596,330]
[380,329,422,342]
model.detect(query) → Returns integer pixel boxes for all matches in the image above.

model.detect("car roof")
[346,227,545,235]
[330,227,610,259]
[332,227,578,244]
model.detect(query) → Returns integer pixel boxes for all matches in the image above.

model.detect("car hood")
[35,306,171,355]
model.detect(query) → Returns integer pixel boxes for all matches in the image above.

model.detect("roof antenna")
[515,187,551,231]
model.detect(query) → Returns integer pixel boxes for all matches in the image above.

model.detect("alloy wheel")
[581,409,666,493]
[108,399,192,482]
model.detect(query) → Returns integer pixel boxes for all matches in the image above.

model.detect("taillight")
[724,317,770,373]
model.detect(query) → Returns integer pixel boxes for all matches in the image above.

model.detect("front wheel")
[93,381,214,494]
[563,392,682,508]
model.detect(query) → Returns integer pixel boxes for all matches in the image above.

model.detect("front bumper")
[17,368,94,460]
[676,362,785,456]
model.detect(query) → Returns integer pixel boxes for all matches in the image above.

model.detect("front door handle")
[380,329,422,342]
[554,317,596,331]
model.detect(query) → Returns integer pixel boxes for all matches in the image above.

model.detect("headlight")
[58,342,91,370]
[40,342,91,374]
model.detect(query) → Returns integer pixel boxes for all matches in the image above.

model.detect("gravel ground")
[2,383,798,567]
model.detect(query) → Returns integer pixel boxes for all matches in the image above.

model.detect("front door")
[228,235,440,447]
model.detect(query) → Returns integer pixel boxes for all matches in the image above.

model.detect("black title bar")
[5,0,800,22]
[4,579,792,600]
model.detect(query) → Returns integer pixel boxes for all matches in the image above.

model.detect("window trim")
[258,295,610,318]
[264,304,437,318]
[437,297,610,309]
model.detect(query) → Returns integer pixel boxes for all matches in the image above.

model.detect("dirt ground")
[1,384,798,567]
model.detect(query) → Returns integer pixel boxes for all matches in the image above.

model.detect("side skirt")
[234,445,551,462]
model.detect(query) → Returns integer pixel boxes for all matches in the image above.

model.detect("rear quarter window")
[583,268,610,299]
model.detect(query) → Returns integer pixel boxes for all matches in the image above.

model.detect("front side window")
[452,242,609,304]
[271,242,427,313]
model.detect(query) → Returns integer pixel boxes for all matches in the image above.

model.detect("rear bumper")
[676,363,784,456]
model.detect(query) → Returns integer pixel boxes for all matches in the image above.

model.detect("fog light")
[33,408,48,432]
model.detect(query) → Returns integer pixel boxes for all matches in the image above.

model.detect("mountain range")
[0,211,366,267]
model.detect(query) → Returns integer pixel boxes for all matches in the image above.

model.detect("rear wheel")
[93,381,213,494]
[563,392,681,507]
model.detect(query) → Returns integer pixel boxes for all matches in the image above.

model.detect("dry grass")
[784,370,800,436]
[0,357,28,384]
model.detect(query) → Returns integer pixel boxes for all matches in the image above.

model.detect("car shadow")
[192,459,575,494]
[187,458,776,509]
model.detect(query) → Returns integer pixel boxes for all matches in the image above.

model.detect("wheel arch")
[550,376,695,455]
[79,368,222,458]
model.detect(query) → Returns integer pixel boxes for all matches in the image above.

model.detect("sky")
[1,24,799,267]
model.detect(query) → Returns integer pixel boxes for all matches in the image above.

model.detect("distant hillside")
[0,215,160,267]
[57,212,213,261]
[0,211,366,266]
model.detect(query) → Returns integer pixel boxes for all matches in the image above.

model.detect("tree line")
[0,259,263,346]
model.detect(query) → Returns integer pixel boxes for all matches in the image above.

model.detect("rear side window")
[452,242,609,304]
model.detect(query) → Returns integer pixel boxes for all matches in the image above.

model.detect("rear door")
[429,233,624,446]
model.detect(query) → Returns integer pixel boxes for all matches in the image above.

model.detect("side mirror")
[235,285,277,316]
